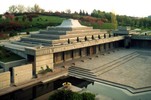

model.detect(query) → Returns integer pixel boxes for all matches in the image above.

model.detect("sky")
[0,0,151,17]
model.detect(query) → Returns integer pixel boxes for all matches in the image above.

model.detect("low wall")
[0,71,10,90]
[13,64,33,85]
[0,59,27,71]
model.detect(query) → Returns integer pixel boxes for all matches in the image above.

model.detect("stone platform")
[68,48,151,93]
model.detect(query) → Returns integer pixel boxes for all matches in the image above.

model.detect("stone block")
[13,64,32,85]
[0,71,10,90]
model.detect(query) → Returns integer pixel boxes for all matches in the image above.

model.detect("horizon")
[0,0,151,17]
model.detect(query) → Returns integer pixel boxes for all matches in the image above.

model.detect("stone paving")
[98,49,151,89]
[69,49,151,89]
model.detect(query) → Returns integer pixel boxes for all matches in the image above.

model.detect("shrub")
[49,90,95,100]
[82,92,95,100]
[49,90,82,100]
[0,33,9,39]
[46,65,52,72]
[38,66,52,74]
[9,32,17,37]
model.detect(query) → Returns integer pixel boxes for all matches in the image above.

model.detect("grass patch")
[0,46,23,62]
[100,23,114,29]
[0,54,23,62]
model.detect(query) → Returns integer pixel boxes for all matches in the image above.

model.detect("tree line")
[8,4,45,13]
[1,4,151,36]
[91,9,151,29]
[6,4,151,30]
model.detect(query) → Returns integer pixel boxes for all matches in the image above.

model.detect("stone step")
[91,52,138,73]
[12,41,38,47]
[39,30,67,35]
[47,26,93,31]
[31,34,59,39]
[95,53,139,76]
[40,29,102,36]
[21,37,52,44]
[33,31,103,40]
[3,43,26,51]
[69,66,91,72]
[69,71,96,80]
[69,69,96,77]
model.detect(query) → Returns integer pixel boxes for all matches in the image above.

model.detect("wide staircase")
[69,51,139,81]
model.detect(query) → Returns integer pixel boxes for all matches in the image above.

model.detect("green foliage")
[111,12,118,30]
[81,92,95,100]
[100,23,114,29]
[0,46,23,62]
[9,32,17,37]
[38,65,52,74]
[49,90,95,100]
[46,65,52,72]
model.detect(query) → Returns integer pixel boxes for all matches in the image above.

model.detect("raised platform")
[68,49,151,93]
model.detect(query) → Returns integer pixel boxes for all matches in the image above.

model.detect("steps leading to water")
[93,52,139,76]
[68,51,139,90]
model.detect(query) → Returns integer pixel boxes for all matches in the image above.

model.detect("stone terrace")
[68,49,151,92]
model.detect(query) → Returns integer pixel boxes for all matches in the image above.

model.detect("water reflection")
[84,82,151,100]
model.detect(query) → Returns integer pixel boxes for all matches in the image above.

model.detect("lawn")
[17,15,65,26]
[100,23,114,29]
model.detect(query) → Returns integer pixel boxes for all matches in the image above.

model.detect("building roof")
[56,19,86,28]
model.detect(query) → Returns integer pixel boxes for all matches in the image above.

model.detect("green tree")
[33,4,41,13]
[17,5,25,13]
[8,5,17,13]
[111,12,118,30]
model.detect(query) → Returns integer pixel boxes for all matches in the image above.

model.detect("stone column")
[96,45,100,54]
[110,42,114,49]
[73,49,80,59]
[105,43,109,51]
[100,44,104,53]
[81,48,87,57]
[54,52,63,64]
[64,51,73,61]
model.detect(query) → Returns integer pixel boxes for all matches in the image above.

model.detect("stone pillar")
[124,37,131,48]
[89,46,96,55]
[110,42,114,49]
[0,72,10,90]
[114,42,118,48]
[73,49,80,59]
[96,45,99,54]
[81,48,87,57]
[100,44,104,53]
[54,52,63,64]
[64,51,72,61]
[105,43,109,51]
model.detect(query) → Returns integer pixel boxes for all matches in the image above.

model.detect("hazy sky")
[0,0,151,17]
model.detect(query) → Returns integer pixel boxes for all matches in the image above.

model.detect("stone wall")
[13,64,32,85]
[35,54,53,74]
[0,71,10,89]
